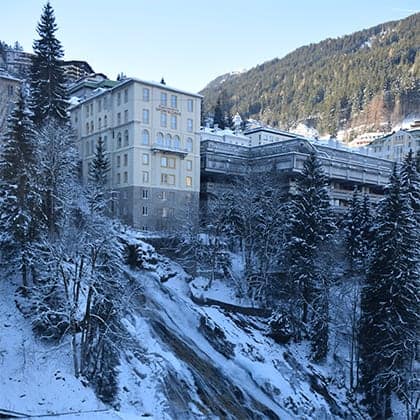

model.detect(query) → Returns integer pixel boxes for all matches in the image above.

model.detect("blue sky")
[2,0,419,92]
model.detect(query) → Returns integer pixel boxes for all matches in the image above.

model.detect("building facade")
[70,77,202,231]
[200,127,394,213]
[364,128,420,162]
[0,72,21,138]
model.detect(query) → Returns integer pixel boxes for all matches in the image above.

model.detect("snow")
[0,278,120,419]
[1,233,365,418]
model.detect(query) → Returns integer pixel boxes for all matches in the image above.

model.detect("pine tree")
[359,167,419,418]
[0,89,41,288]
[30,1,68,126]
[343,189,372,389]
[400,149,420,225]
[213,98,225,129]
[285,152,335,361]
[88,137,111,214]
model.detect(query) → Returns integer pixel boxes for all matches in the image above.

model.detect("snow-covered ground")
[0,237,366,418]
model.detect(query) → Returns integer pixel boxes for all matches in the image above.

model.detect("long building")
[0,72,21,138]
[69,77,202,231]
[200,127,394,214]
[364,127,420,162]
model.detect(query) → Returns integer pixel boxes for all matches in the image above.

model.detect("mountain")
[200,13,420,140]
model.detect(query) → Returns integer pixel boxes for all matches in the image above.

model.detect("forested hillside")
[200,13,420,139]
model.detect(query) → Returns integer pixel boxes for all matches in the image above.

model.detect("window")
[117,132,122,148]
[186,137,193,152]
[103,135,108,151]
[123,172,128,183]
[124,109,128,123]
[90,121,94,132]
[117,112,121,125]
[85,104,89,117]
[116,173,121,184]
[186,160,192,171]
[187,119,193,132]
[142,130,149,145]
[86,122,89,135]
[170,115,177,129]
[160,92,167,106]
[142,189,149,199]
[116,155,121,167]
[98,99,102,112]
[186,176,192,187]
[165,134,171,147]
[117,92,121,106]
[161,174,175,185]
[98,117,102,129]
[123,154,128,166]
[142,171,149,183]
[173,136,180,149]
[160,111,167,127]
[104,115,108,127]
[161,191,167,200]
[142,206,148,216]
[161,157,175,168]
[161,207,174,218]
[103,96,108,110]
[171,95,177,108]
[124,88,128,103]
[90,103,93,115]
[7,85,14,96]
[142,153,149,165]
[124,130,129,146]
[187,99,193,112]
[142,109,149,124]
[156,132,164,145]
[143,88,150,102]
[85,141,89,155]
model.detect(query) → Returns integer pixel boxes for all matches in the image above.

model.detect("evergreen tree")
[0,89,41,288]
[285,152,335,361]
[225,111,233,130]
[88,137,111,214]
[213,98,225,129]
[345,189,372,272]
[359,167,419,418]
[30,1,68,126]
[400,149,420,225]
[343,189,372,389]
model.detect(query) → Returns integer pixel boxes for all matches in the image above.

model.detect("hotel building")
[69,77,202,231]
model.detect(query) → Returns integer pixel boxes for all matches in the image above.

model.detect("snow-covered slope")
[1,237,365,418]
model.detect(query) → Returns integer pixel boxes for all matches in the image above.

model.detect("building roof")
[69,77,202,109]
[118,77,203,99]
[244,126,297,138]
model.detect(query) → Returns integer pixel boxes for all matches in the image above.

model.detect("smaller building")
[365,129,420,162]
[244,126,297,146]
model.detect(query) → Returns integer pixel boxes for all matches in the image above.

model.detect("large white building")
[69,77,202,231]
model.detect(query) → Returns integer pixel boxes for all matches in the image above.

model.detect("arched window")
[156,132,164,145]
[165,134,172,147]
[124,129,129,146]
[142,129,149,145]
[117,132,122,148]
[186,137,193,152]
[104,115,108,127]
[173,135,180,149]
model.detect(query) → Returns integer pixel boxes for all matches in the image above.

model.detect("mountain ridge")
[200,13,420,139]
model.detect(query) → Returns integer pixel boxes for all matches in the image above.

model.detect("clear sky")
[2,0,419,92]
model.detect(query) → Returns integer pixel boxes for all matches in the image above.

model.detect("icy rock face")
[198,315,235,359]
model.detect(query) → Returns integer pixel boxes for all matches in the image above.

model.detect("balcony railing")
[151,142,189,158]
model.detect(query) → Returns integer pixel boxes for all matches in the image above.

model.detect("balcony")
[151,142,189,158]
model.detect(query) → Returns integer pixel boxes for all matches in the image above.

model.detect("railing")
[151,142,189,157]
